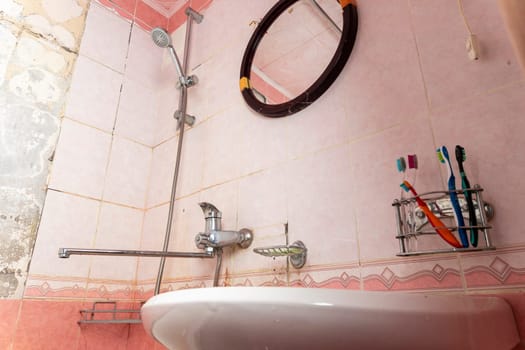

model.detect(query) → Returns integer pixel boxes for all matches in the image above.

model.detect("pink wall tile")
[49,119,112,199]
[410,0,522,109]
[238,166,287,230]
[176,125,206,198]
[77,324,129,350]
[127,324,166,350]
[89,203,144,281]
[12,300,82,350]
[289,266,361,290]
[461,250,525,289]
[103,136,152,208]
[135,0,168,30]
[29,190,99,278]
[147,138,176,207]
[237,107,288,176]
[338,0,428,140]
[430,82,525,247]
[66,55,123,132]
[80,3,132,73]
[137,204,169,283]
[0,300,21,349]
[361,257,463,291]
[200,109,242,187]
[285,145,358,266]
[125,25,164,90]
[115,77,158,146]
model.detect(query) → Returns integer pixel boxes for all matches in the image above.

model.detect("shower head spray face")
[151,27,171,48]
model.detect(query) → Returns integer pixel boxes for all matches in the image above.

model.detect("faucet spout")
[199,202,222,232]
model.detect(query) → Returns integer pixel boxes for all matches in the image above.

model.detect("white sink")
[141,287,519,350]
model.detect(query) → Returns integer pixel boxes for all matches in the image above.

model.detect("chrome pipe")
[213,248,223,287]
[154,9,203,296]
[58,248,215,259]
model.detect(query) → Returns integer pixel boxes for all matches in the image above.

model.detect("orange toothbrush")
[400,180,462,248]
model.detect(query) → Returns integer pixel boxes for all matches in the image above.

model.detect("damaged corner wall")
[0,0,88,298]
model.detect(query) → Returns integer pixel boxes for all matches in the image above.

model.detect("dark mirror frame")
[240,0,358,118]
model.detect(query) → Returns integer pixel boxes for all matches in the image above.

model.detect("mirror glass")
[251,0,343,104]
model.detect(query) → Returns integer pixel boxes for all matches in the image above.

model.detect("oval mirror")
[240,0,358,118]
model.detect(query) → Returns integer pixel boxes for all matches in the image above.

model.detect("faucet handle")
[195,232,210,249]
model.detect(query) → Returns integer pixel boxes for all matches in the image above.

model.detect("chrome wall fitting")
[253,240,307,269]
[195,202,254,249]
[174,110,196,129]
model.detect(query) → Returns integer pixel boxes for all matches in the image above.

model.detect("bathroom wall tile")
[115,77,158,146]
[0,299,20,349]
[238,166,287,230]
[103,136,152,208]
[79,2,131,73]
[430,82,525,246]
[147,137,176,208]
[29,190,99,278]
[24,278,88,299]
[77,323,129,350]
[200,108,242,188]
[135,0,168,30]
[237,105,289,176]
[85,283,135,301]
[88,203,143,281]
[188,0,274,68]
[176,125,206,198]
[410,0,522,109]
[350,118,443,261]
[12,300,81,350]
[289,265,361,290]
[49,119,112,199]
[137,204,169,283]
[338,0,428,140]
[66,55,122,132]
[154,80,179,144]
[361,256,462,292]
[127,323,167,350]
[460,249,525,290]
[125,24,164,89]
[286,145,358,266]
[284,91,348,160]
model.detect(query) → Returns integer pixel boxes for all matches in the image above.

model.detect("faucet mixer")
[195,202,253,250]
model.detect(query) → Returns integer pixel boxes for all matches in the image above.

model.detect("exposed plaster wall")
[0,0,88,298]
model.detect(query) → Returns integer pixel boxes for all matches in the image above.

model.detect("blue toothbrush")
[437,146,469,248]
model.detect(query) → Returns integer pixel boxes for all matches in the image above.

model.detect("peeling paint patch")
[42,0,83,23]
[9,68,63,106]
[0,23,17,86]
[24,14,76,49]
[0,187,41,298]
[0,0,23,19]
[16,35,67,74]
[0,103,60,178]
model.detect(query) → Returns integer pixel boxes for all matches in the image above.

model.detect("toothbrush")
[455,145,478,247]
[400,180,462,248]
[437,146,469,248]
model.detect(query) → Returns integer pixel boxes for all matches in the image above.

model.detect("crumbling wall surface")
[0,0,88,298]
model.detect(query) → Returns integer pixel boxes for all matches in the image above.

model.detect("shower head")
[151,27,172,48]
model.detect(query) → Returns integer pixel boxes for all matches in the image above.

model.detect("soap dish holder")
[253,240,307,269]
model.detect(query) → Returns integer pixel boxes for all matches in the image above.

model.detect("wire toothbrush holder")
[392,184,495,256]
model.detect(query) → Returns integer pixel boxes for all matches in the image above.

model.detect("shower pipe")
[153,8,207,296]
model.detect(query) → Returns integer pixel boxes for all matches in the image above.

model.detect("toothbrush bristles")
[436,149,445,163]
